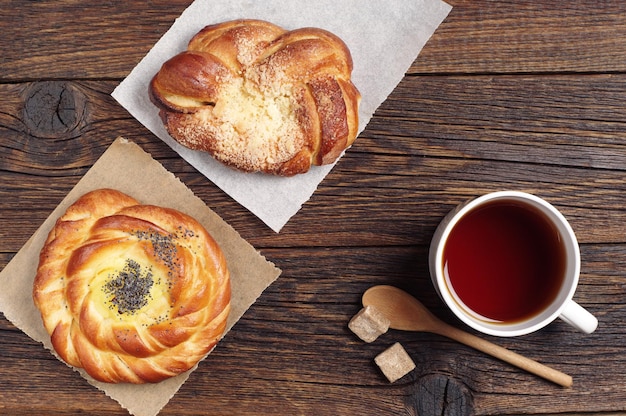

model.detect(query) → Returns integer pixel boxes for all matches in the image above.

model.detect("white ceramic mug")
[428,191,598,337]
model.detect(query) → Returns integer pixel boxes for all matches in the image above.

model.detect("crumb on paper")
[374,342,416,383]
[348,305,390,343]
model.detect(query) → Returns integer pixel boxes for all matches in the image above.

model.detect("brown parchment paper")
[0,137,282,416]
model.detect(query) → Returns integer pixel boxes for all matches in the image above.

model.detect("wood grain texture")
[413,1,626,74]
[2,1,626,415]
[0,1,190,81]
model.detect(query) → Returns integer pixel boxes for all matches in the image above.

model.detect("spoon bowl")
[362,285,441,332]
[362,285,573,388]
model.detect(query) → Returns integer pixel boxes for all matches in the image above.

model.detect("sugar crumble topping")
[173,74,305,171]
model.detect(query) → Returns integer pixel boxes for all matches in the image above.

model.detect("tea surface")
[443,200,566,323]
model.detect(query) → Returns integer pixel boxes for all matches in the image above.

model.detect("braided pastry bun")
[149,19,361,176]
[33,189,231,384]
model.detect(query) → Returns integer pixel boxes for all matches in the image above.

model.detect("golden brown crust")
[149,19,360,176]
[33,189,230,383]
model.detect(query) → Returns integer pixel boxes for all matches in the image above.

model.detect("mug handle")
[559,300,598,334]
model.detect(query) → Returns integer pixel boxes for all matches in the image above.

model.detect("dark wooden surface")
[1,1,626,415]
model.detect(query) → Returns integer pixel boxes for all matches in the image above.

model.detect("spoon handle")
[435,322,573,387]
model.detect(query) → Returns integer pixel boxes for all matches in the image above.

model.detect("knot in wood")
[22,81,86,138]
[410,374,473,416]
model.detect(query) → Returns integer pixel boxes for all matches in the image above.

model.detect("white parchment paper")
[112,0,452,232]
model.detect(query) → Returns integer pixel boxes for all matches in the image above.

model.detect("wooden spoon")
[362,285,573,388]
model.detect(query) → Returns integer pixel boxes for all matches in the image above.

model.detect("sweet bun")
[33,189,230,384]
[149,19,361,176]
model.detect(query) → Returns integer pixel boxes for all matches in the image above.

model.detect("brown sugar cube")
[348,305,391,343]
[374,342,416,383]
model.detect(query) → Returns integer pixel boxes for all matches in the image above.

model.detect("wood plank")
[1,147,624,252]
[0,0,190,80]
[414,0,626,74]
[371,74,626,169]
[0,245,621,415]
[4,1,626,80]
[1,73,626,251]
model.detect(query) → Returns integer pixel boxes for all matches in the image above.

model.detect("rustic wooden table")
[1,1,625,415]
